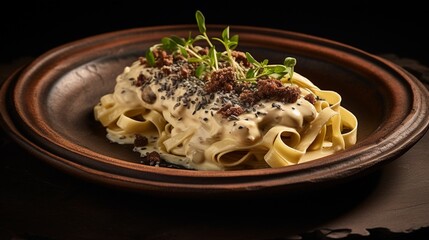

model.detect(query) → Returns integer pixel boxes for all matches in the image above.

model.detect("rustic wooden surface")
[1,56,428,240]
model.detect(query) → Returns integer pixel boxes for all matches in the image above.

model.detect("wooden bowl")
[1,25,428,197]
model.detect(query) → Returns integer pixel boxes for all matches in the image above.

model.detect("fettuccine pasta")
[93,11,357,170]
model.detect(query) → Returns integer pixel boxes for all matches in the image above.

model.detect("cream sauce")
[107,60,318,170]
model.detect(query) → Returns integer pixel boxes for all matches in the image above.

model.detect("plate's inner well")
[43,46,384,164]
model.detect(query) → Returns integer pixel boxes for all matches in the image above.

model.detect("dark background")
[1,1,427,66]
[1,2,429,239]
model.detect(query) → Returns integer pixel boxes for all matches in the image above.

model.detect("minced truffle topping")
[136,47,306,120]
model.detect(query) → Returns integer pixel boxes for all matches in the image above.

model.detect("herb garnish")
[147,10,297,83]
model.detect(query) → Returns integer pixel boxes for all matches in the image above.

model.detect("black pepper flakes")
[174,102,181,109]
[272,102,282,109]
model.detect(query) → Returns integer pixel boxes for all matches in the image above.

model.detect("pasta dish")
[93,11,358,170]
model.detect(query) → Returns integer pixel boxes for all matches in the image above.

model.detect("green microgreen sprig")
[146,10,297,83]
[244,53,297,83]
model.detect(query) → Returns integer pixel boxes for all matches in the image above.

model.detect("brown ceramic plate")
[1,25,429,197]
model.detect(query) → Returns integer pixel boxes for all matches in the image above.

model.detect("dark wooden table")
[1,56,428,240]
